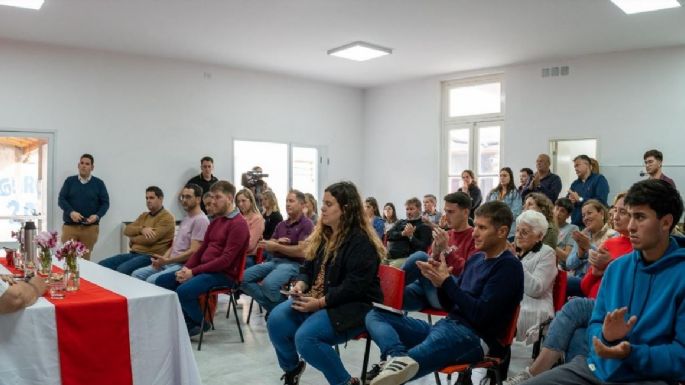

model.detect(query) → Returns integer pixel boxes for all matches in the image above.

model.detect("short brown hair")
[405,197,422,211]
[210,180,236,198]
[643,149,663,162]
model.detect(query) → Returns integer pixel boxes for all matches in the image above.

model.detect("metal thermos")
[23,221,37,272]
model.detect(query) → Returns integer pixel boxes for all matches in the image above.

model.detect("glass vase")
[64,257,80,292]
[38,249,53,277]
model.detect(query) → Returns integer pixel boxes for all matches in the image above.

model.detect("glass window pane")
[448,177,463,193]
[449,82,501,117]
[478,126,500,175]
[234,140,288,211]
[0,137,49,243]
[478,177,498,196]
[292,146,318,199]
[448,128,469,176]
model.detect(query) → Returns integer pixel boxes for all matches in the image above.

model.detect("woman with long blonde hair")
[235,188,265,268]
[267,181,384,385]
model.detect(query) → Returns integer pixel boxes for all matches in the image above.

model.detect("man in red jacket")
[156,180,249,336]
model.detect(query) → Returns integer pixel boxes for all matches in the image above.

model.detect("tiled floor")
[193,296,531,385]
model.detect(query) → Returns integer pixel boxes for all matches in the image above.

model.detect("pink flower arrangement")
[35,231,59,250]
[56,239,89,263]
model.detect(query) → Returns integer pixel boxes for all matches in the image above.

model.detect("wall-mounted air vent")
[541,65,570,78]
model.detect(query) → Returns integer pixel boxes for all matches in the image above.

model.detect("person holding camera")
[241,166,269,210]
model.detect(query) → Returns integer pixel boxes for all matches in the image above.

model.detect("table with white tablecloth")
[0,258,202,385]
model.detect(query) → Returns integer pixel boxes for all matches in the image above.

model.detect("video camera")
[241,169,269,189]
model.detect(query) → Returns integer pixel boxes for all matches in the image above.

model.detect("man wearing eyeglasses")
[131,183,210,284]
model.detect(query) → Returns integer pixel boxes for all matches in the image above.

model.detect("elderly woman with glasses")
[513,210,558,342]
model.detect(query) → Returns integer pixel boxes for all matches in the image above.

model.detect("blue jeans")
[131,263,183,283]
[240,258,300,311]
[267,299,364,385]
[155,271,234,328]
[99,252,151,275]
[401,252,443,311]
[365,310,483,380]
[543,297,595,361]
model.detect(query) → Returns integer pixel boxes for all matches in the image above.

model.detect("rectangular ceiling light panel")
[327,41,392,62]
[610,0,681,14]
[0,0,44,9]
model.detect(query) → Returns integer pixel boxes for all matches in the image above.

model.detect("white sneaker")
[503,367,532,385]
[370,356,419,385]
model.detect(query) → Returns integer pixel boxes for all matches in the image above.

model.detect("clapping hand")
[431,227,449,256]
[572,230,591,251]
[592,307,637,359]
[401,223,416,238]
[589,247,611,274]
[416,253,452,287]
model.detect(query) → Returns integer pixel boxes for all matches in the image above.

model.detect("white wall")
[0,40,365,261]
[363,45,685,210]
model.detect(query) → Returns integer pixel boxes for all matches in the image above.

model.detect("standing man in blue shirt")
[58,154,109,260]
[567,155,609,228]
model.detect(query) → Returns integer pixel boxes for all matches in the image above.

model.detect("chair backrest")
[553,269,568,312]
[378,265,405,309]
[255,247,265,264]
[236,251,249,283]
[499,304,521,347]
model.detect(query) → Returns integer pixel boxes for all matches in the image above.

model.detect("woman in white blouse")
[513,210,558,342]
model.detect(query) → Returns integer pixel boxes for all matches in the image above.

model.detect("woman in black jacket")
[267,181,385,385]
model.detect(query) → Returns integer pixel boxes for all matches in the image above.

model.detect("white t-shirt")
[0,279,8,297]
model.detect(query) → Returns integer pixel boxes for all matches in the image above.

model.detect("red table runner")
[1,258,133,385]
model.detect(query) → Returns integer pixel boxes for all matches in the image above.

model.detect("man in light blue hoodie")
[522,179,685,385]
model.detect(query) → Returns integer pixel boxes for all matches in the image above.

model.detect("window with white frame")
[442,76,503,197]
[233,140,321,211]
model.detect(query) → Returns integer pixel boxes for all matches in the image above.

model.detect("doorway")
[549,138,597,194]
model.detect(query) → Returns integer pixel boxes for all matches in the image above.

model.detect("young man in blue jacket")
[523,179,685,385]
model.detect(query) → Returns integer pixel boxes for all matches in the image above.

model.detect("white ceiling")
[1,0,684,88]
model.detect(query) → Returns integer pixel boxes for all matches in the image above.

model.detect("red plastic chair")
[197,251,248,350]
[359,265,406,384]
[254,247,265,265]
[437,305,521,385]
[553,269,568,312]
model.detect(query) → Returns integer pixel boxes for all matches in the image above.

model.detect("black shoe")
[188,322,212,337]
[365,361,385,384]
[347,378,361,385]
[280,360,306,385]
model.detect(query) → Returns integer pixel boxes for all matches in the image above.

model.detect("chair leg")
[230,293,245,343]
[334,344,340,354]
[246,297,255,324]
[226,293,232,319]
[258,304,263,314]
[428,314,433,325]
[360,338,371,384]
[434,371,441,385]
[198,291,211,351]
